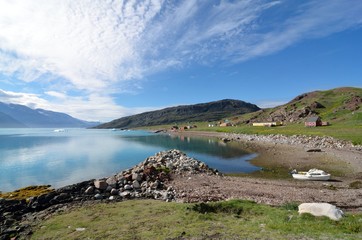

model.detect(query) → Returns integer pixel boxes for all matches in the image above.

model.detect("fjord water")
[0,129,258,192]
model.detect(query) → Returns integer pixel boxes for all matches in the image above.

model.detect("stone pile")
[96,149,220,202]
[0,150,219,239]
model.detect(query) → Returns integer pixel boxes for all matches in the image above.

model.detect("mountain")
[238,87,362,124]
[0,102,99,128]
[95,99,261,129]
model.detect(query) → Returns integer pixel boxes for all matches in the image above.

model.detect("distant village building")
[252,121,283,127]
[220,122,232,127]
[305,116,322,127]
[170,126,179,131]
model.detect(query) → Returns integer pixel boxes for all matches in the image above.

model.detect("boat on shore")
[291,169,331,181]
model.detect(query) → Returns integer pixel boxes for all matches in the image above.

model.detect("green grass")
[0,185,53,200]
[32,199,362,240]
[143,122,362,145]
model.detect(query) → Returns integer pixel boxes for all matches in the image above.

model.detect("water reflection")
[0,129,259,192]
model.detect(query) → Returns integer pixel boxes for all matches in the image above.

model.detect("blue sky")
[0,0,361,121]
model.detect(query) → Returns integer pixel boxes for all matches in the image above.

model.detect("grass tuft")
[0,185,53,200]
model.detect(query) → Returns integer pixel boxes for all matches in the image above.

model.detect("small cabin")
[305,116,322,127]
[252,121,283,127]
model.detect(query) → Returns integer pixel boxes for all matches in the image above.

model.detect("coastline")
[166,130,362,176]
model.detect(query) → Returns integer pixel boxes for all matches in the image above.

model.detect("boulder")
[84,186,94,195]
[133,180,141,189]
[124,184,133,190]
[94,179,108,190]
[110,188,119,195]
[298,203,344,221]
[132,173,143,182]
[106,176,118,188]
[94,193,103,200]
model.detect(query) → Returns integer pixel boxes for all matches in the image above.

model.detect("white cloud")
[0,0,164,91]
[0,89,49,109]
[0,0,362,121]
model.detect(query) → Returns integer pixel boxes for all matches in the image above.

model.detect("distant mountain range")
[95,99,260,129]
[0,102,100,128]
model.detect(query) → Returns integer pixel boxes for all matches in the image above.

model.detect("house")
[170,126,179,131]
[305,116,322,127]
[220,122,232,127]
[252,121,283,127]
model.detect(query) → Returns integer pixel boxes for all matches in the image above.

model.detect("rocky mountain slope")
[95,99,260,129]
[239,87,362,124]
[0,102,99,128]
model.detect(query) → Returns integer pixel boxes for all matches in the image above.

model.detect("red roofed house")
[305,116,322,127]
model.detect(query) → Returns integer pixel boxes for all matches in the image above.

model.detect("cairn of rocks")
[0,149,219,239]
[94,149,220,202]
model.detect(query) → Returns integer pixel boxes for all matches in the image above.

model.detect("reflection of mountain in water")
[122,134,251,159]
[0,135,69,150]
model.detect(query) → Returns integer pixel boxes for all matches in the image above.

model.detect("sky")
[0,0,361,122]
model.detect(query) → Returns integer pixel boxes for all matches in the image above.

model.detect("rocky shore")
[0,150,220,239]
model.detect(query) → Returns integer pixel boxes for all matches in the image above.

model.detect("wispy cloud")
[0,0,361,120]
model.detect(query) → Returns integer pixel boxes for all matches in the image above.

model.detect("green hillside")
[95,99,260,129]
[189,87,362,144]
[237,87,362,125]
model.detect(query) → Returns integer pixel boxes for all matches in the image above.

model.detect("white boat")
[291,169,331,181]
[53,129,65,132]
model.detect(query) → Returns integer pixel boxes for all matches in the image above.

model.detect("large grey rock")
[110,188,119,195]
[133,180,141,189]
[132,173,143,182]
[94,193,103,200]
[298,203,344,221]
[106,176,118,188]
[124,184,133,190]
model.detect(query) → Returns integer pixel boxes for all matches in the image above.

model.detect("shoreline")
[166,130,362,177]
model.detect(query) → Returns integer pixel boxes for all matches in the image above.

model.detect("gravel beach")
[167,131,362,212]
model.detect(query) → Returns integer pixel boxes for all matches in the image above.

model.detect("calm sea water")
[0,128,259,192]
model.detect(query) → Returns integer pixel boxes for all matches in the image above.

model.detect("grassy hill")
[194,87,362,144]
[238,87,362,125]
[144,87,362,144]
[95,99,260,129]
